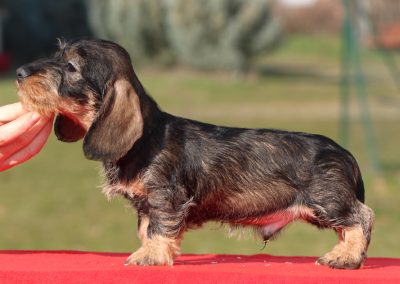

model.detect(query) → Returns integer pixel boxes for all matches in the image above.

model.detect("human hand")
[0,103,53,171]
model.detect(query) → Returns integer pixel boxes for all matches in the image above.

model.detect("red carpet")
[0,251,399,284]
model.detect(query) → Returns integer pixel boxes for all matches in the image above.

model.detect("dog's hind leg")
[307,150,374,269]
[315,202,374,269]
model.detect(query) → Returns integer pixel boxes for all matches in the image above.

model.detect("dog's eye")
[66,62,77,73]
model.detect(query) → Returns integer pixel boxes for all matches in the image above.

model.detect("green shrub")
[165,0,280,71]
[87,0,170,64]
[87,0,281,71]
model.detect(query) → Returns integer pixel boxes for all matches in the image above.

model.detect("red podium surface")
[0,251,399,284]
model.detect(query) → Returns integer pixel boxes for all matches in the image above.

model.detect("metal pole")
[340,0,352,148]
[351,28,380,172]
[341,0,380,172]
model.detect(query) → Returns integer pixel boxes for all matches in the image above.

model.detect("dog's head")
[16,39,145,161]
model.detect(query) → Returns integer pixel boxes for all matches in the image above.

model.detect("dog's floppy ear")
[83,80,143,161]
[54,114,86,142]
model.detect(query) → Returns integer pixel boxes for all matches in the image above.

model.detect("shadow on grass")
[257,64,339,84]
[380,162,400,175]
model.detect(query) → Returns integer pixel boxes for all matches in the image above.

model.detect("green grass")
[0,35,399,258]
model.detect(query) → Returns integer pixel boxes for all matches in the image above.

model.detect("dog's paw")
[125,248,173,266]
[316,253,364,270]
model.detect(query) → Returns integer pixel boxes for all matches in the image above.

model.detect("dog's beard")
[17,77,60,117]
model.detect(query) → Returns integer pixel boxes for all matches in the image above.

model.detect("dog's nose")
[16,67,32,82]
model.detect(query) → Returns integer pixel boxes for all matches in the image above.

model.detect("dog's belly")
[234,205,315,238]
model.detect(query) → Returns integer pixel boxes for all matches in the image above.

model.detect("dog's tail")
[355,172,365,203]
[351,156,365,203]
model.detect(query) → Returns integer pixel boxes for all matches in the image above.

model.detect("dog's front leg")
[125,203,186,266]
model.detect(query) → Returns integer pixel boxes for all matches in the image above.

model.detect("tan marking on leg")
[138,216,150,242]
[317,224,367,269]
[126,216,181,266]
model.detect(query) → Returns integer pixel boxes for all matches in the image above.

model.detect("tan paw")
[125,248,173,266]
[316,252,365,269]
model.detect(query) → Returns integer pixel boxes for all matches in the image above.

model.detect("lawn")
[0,35,399,258]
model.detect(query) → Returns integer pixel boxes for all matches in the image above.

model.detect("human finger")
[0,103,28,124]
[0,116,51,161]
[0,112,42,146]
[0,118,53,171]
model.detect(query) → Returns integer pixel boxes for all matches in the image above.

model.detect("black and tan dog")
[16,39,374,269]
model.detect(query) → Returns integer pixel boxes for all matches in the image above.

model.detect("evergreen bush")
[87,0,170,64]
[87,0,281,71]
[165,0,280,71]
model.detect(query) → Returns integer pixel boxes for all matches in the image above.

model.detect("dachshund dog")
[16,39,374,269]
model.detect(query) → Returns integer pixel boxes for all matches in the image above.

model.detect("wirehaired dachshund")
[16,39,374,269]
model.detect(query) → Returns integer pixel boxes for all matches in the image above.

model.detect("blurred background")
[0,0,399,257]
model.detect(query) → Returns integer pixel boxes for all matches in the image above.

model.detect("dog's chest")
[101,164,147,200]
[102,179,146,200]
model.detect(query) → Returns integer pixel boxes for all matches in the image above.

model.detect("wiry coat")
[16,39,374,269]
